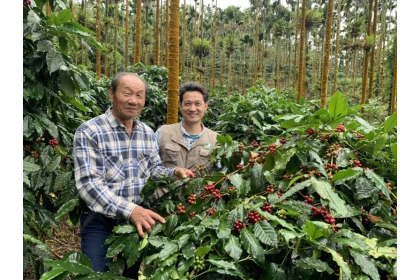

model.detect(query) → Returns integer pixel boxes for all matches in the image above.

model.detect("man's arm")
[73,128,137,220]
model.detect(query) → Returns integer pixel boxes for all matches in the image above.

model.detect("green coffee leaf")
[223,235,243,261]
[240,228,265,263]
[253,220,278,247]
[351,250,380,280]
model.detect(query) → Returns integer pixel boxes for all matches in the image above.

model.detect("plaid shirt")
[73,108,175,220]
[155,121,205,150]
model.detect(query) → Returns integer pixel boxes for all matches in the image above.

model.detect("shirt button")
[132,180,134,183]
[130,161,133,163]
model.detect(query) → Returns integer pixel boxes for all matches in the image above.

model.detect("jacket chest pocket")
[103,154,125,182]
[162,144,181,165]
[199,149,211,164]
[137,152,151,179]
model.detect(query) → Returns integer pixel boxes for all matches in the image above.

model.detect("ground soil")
[23,219,81,280]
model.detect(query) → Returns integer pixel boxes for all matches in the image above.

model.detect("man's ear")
[109,89,114,102]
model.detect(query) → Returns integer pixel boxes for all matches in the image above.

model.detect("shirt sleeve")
[154,127,162,146]
[73,128,137,220]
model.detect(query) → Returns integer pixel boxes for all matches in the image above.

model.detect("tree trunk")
[320,0,335,108]
[165,0,170,67]
[152,0,160,65]
[332,0,342,94]
[125,0,129,69]
[166,0,180,124]
[293,0,299,90]
[104,0,109,76]
[113,0,119,75]
[360,0,373,111]
[134,0,142,64]
[375,0,387,97]
[254,0,259,83]
[368,0,378,100]
[96,0,101,80]
[182,0,186,72]
[212,0,218,89]
[46,1,51,16]
[296,0,306,103]
[228,54,232,96]
[390,38,397,114]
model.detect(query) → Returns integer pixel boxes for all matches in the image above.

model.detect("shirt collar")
[106,107,141,131]
[180,121,205,138]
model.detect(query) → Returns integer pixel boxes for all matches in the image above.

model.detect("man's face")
[179,91,208,126]
[109,75,146,123]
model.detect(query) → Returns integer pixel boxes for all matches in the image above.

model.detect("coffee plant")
[42,92,397,279]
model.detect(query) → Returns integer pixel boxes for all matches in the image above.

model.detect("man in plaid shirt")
[73,72,193,277]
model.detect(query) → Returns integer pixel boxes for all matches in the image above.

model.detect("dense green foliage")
[23,2,397,280]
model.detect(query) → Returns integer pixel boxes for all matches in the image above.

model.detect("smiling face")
[179,91,208,126]
[109,75,146,123]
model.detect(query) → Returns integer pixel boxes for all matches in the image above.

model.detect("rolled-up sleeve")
[73,128,137,220]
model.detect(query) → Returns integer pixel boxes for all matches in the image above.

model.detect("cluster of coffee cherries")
[212,189,223,200]
[311,206,336,225]
[268,143,277,154]
[196,164,205,171]
[349,159,363,167]
[385,274,395,280]
[236,163,246,171]
[325,143,343,158]
[247,211,262,223]
[193,256,206,272]
[189,211,196,218]
[188,194,197,205]
[303,195,314,204]
[23,0,31,7]
[261,202,273,214]
[206,208,217,216]
[283,173,294,179]
[233,219,246,233]
[176,203,186,215]
[305,128,318,135]
[308,168,322,177]
[266,185,275,193]
[251,140,259,147]
[325,163,338,171]
[227,186,237,195]
[361,208,369,223]
[335,125,346,132]
[238,142,245,151]
[49,139,59,148]
[248,156,256,166]
[387,182,393,191]
[277,191,283,198]
[31,151,40,158]
[357,133,364,139]
[280,138,287,144]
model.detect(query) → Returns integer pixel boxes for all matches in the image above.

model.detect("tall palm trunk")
[375,0,387,97]
[125,0,129,69]
[166,0,180,124]
[46,1,51,16]
[228,54,232,95]
[153,0,160,65]
[320,0,335,108]
[113,0,119,75]
[293,0,300,90]
[360,0,373,110]
[104,0,109,76]
[332,0,342,94]
[368,0,378,100]
[390,38,397,114]
[254,0,259,83]
[211,0,218,88]
[165,0,170,67]
[96,0,101,80]
[134,0,142,63]
[181,0,186,72]
[296,0,306,102]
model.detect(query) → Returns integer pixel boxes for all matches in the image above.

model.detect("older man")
[73,72,193,278]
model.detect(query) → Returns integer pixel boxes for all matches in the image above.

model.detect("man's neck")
[182,120,203,135]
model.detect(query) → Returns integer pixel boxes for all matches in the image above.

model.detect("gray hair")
[110,72,149,95]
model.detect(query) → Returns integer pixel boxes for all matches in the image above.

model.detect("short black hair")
[179,82,209,103]
[110,72,149,95]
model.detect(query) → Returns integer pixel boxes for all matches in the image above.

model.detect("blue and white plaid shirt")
[73,108,175,220]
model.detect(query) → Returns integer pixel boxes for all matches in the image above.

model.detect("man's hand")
[130,206,165,238]
[174,167,195,180]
